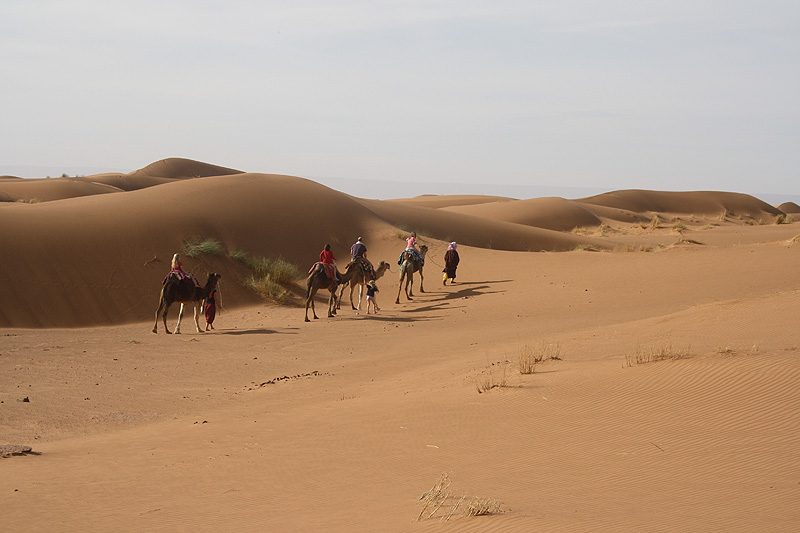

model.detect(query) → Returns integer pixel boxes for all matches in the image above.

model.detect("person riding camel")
[319,243,339,281]
[349,236,375,279]
[398,232,424,265]
[165,253,199,287]
[351,236,367,261]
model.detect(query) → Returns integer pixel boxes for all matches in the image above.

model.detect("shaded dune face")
[0,158,792,327]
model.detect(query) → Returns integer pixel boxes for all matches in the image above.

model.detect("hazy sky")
[2,1,798,198]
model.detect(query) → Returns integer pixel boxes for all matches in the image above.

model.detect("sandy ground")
[1,160,799,531]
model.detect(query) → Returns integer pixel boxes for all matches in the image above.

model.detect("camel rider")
[350,236,375,279]
[166,253,200,287]
[398,232,424,265]
[319,243,338,281]
[351,237,367,261]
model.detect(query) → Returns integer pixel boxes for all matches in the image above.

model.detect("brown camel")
[305,263,356,322]
[153,272,221,334]
[395,244,428,304]
[338,259,390,311]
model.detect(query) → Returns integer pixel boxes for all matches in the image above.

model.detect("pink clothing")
[406,236,417,249]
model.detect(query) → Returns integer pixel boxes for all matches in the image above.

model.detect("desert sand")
[1,158,798,532]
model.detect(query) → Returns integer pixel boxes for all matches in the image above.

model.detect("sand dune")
[1,158,798,532]
[778,201,800,214]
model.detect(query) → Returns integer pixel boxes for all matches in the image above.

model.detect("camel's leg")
[305,291,318,321]
[153,298,165,333]
[193,302,203,333]
[407,272,415,298]
[174,303,185,334]
[327,290,336,318]
[418,267,425,293]
[349,283,358,310]
[356,284,364,310]
[337,284,346,310]
[395,270,405,304]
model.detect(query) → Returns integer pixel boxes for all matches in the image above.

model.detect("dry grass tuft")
[519,341,562,374]
[672,220,687,233]
[625,342,690,367]
[613,243,653,252]
[417,473,504,522]
[649,215,661,230]
[718,208,730,221]
[787,234,800,246]
[475,362,510,393]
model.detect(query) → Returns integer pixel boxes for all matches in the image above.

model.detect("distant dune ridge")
[0,157,793,328]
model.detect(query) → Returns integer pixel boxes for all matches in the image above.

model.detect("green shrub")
[182,237,224,257]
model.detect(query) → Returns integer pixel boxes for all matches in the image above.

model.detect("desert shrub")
[625,342,690,366]
[672,220,687,233]
[417,473,504,522]
[231,250,302,302]
[519,341,562,374]
[475,362,509,393]
[775,214,787,225]
[247,256,301,284]
[613,243,653,252]
[183,237,224,257]
[246,275,287,302]
[718,209,730,221]
[649,215,661,230]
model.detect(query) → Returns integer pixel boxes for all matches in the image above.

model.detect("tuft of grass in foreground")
[624,342,690,367]
[232,251,302,303]
[183,237,224,258]
[519,341,562,374]
[417,473,504,522]
[475,362,510,393]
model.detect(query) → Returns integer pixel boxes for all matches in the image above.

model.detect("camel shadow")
[219,328,291,336]
[430,285,504,301]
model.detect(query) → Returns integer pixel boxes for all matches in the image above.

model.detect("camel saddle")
[347,257,375,279]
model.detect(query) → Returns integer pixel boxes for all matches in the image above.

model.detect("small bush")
[775,214,787,225]
[649,215,661,230]
[519,341,562,374]
[625,342,689,366]
[672,220,687,233]
[475,362,509,393]
[417,473,504,522]
[246,275,287,302]
[183,237,224,257]
[719,209,729,221]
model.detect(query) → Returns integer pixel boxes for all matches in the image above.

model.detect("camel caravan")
[154,234,444,332]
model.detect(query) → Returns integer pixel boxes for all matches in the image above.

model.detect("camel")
[337,259,390,311]
[304,263,355,322]
[395,244,428,304]
[152,272,221,334]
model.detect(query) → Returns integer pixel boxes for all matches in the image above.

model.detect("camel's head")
[419,244,428,256]
[206,272,222,285]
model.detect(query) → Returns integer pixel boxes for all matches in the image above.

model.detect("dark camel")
[153,272,221,334]
[305,264,354,322]
[337,259,390,311]
[395,244,428,304]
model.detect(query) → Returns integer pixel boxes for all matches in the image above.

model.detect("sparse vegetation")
[624,342,690,367]
[235,252,302,303]
[672,220,687,233]
[613,243,653,252]
[475,362,510,393]
[572,243,602,252]
[182,237,224,257]
[519,341,562,374]
[417,473,504,522]
[594,223,611,237]
[649,215,661,230]
[718,209,729,221]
